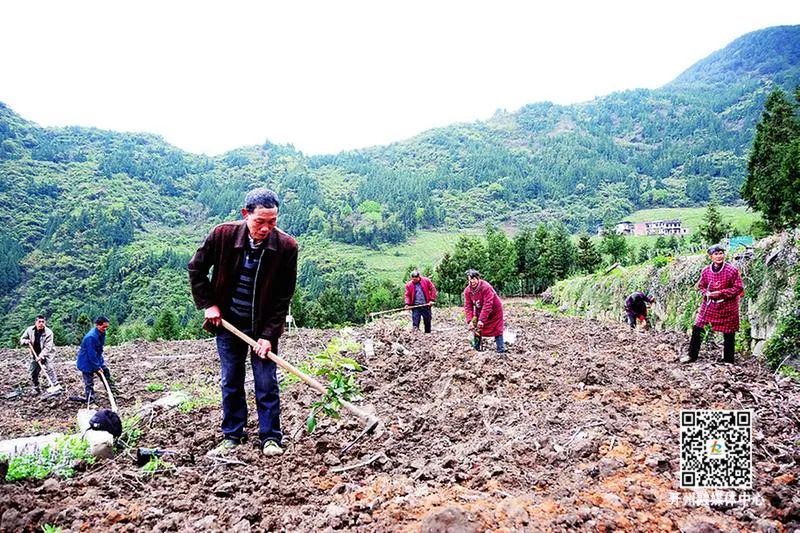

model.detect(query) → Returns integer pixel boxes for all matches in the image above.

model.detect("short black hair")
[244,188,280,213]
[95,316,110,325]
[465,269,481,279]
[36,315,46,320]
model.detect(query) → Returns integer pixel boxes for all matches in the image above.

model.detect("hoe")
[220,319,381,451]
[27,344,63,397]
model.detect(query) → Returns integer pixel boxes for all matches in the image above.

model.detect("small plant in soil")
[41,524,63,533]
[145,383,166,392]
[118,413,143,449]
[298,337,364,433]
[5,435,95,481]
[179,383,221,413]
[141,455,175,478]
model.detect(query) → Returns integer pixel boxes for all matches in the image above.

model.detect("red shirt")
[694,262,744,334]
[404,277,437,306]
[463,280,504,337]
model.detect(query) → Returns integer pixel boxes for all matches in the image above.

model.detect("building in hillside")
[645,219,686,235]
[615,221,634,235]
[612,218,687,236]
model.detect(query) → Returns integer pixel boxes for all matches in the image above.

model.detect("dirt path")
[0,304,798,531]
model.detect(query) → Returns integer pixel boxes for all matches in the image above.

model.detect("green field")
[316,206,759,281]
[329,230,465,281]
[623,206,759,234]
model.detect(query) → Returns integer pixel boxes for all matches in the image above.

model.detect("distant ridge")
[668,25,800,88]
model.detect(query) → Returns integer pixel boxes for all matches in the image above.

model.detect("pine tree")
[637,242,651,263]
[742,88,800,230]
[484,226,517,294]
[698,201,732,245]
[547,224,576,280]
[151,308,180,341]
[600,225,628,264]
[576,234,601,274]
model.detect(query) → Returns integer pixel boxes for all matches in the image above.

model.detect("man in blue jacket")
[76,316,116,404]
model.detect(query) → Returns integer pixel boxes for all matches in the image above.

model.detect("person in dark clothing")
[404,270,437,333]
[681,244,744,364]
[75,316,116,404]
[20,315,59,394]
[624,292,655,330]
[188,187,298,457]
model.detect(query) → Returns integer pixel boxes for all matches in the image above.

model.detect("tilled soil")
[0,303,798,532]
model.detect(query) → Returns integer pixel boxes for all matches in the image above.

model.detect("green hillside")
[0,25,798,344]
[623,206,760,233]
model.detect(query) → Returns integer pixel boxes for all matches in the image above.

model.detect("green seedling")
[145,383,166,392]
[302,336,364,433]
[5,434,95,481]
[118,413,143,449]
[141,455,175,478]
[179,384,220,413]
[41,524,63,533]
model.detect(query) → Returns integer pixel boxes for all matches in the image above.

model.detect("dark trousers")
[216,330,281,445]
[82,366,113,400]
[30,358,59,388]
[412,307,432,333]
[688,325,735,363]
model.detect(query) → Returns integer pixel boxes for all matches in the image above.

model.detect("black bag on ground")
[89,409,122,438]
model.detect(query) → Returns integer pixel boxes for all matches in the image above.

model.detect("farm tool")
[220,319,381,450]
[368,303,431,320]
[97,369,118,412]
[27,345,63,397]
[2,383,24,400]
[469,317,483,351]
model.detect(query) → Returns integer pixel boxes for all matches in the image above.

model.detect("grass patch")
[145,383,166,392]
[179,383,220,413]
[118,413,143,449]
[624,206,760,234]
[5,434,96,481]
[324,230,466,281]
[141,455,175,478]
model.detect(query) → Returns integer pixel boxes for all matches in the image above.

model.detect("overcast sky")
[2,1,799,156]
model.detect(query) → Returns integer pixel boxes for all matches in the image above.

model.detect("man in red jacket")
[189,188,298,457]
[464,269,506,353]
[404,270,437,333]
[681,244,744,364]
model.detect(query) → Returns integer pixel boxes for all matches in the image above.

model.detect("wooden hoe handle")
[219,319,379,429]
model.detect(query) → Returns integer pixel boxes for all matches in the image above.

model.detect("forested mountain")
[0,25,798,344]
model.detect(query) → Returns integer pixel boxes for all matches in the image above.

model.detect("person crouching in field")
[624,291,655,330]
[463,269,506,353]
[681,244,744,364]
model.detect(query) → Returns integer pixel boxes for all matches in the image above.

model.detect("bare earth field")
[0,304,798,532]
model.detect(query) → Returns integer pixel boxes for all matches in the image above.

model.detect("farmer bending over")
[189,188,298,457]
[464,269,506,353]
[624,291,655,330]
[20,315,60,394]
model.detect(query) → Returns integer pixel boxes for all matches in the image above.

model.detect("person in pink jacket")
[404,270,437,332]
[681,244,744,364]
[463,269,506,353]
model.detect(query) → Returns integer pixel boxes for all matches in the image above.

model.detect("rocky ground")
[0,303,798,532]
